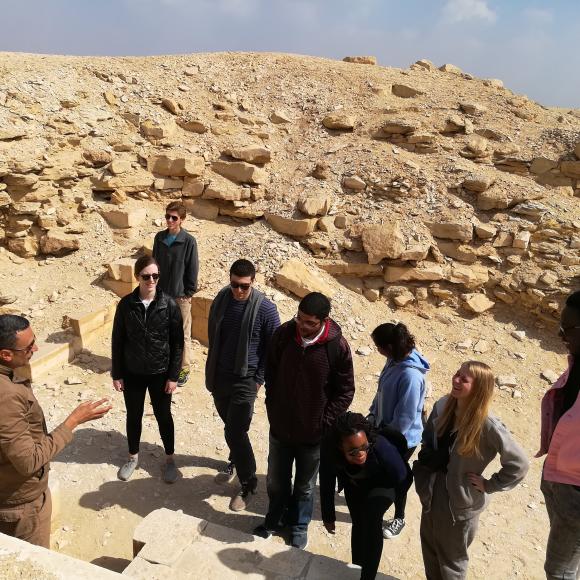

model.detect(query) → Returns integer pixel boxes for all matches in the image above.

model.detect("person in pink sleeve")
[537,290,580,580]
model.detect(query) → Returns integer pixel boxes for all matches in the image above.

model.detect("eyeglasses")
[140,273,160,281]
[346,443,371,457]
[560,325,580,336]
[293,314,322,330]
[230,281,252,291]
[2,335,37,354]
[165,214,180,222]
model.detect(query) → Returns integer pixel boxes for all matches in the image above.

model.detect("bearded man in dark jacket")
[253,292,355,550]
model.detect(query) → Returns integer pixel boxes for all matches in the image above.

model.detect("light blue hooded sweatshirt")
[369,348,430,448]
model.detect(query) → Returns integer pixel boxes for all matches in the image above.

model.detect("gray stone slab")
[198,521,256,546]
[122,556,175,580]
[133,508,207,559]
[255,541,311,577]
[174,543,266,579]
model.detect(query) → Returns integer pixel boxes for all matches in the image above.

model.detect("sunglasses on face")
[3,335,37,354]
[165,214,180,222]
[140,273,160,281]
[230,281,251,291]
[346,443,371,457]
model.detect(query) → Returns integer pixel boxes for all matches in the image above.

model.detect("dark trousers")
[265,431,320,535]
[213,374,257,484]
[345,485,394,580]
[394,446,416,519]
[122,373,174,456]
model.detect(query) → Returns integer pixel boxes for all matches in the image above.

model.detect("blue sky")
[1,0,578,107]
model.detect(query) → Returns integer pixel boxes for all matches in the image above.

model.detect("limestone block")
[319,260,383,277]
[191,294,213,345]
[161,98,182,115]
[103,278,138,298]
[265,213,317,237]
[182,177,205,198]
[203,174,247,201]
[475,223,497,239]
[449,264,489,289]
[223,146,271,165]
[400,242,430,261]
[107,258,136,282]
[83,148,112,167]
[91,170,154,193]
[413,59,435,70]
[392,84,424,98]
[38,230,79,256]
[462,174,495,193]
[109,160,132,175]
[384,262,445,283]
[436,241,477,264]
[218,204,264,220]
[493,231,513,247]
[147,155,204,178]
[483,78,504,88]
[322,114,355,131]
[317,216,336,233]
[177,117,209,133]
[380,119,417,135]
[513,230,531,250]
[425,220,472,242]
[7,236,39,258]
[297,194,331,217]
[342,175,366,191]
[122,556,174,579]
[439,63,463,74]
[460,102,487,115]
[463,293,495,314]
[560,161,580,179]
[140,118,177,140]
[101,208,147,228]
[19,340,79,382]
[173,543,259,579]
[530,157,558,175]
[343,55,377,64]
[211,160,265,185]
[394,292,415,307]
[256,539,311,577]
[154,177,184,190]
[133,508,207,557]
[276,259,336,299]
[183,199,219,221]
[363,288,381,302]
[0,533,122,579]
[270,110,292,124]
[361,222,405,264]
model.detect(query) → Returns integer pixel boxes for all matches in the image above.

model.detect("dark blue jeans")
[264,432,320,535]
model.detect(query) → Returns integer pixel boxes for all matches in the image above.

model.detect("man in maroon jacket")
[253,292,355,549]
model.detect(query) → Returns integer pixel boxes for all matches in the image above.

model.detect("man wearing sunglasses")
[253,292,355,550]
[0,315,111,547]
[153,201,199,387]
[205,259,280,512]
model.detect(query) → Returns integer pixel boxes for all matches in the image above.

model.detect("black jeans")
[394,446,416,519]
[345,484,395,580]
[212,374,257,485]
[122,373,174,455]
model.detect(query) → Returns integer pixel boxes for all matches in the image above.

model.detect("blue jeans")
[264,431,320,535]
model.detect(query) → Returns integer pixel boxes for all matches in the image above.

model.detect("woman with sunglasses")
[111,255,184,483]
[320,412,409,580]
[414,361,528,580]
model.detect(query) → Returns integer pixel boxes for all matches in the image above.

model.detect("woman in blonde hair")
[413,361,529,580]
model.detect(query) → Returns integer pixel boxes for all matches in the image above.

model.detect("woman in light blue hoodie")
[369,322,430,539]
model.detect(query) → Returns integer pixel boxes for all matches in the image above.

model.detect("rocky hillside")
[0,51,578,322]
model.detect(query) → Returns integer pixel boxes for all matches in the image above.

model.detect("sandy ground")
[35,288,565,580]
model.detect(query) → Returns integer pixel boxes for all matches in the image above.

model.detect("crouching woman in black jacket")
[111,255,184,483]
[320,412,411,580]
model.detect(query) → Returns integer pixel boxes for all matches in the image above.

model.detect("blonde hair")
[436,361,494,458]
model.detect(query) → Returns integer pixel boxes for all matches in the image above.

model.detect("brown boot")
[229,478,257,512]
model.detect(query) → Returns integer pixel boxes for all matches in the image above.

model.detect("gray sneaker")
[215,462,236,485]
[118,457,138,481]
[163,461,179,484]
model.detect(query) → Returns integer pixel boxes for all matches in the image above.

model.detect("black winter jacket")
[111,288,184,381]
[152,228,199,298]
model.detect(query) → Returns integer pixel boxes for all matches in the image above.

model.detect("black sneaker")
[253,524,274,539]
[177,368,190,387]
[291,532,308,550]
[383,518,405,539]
